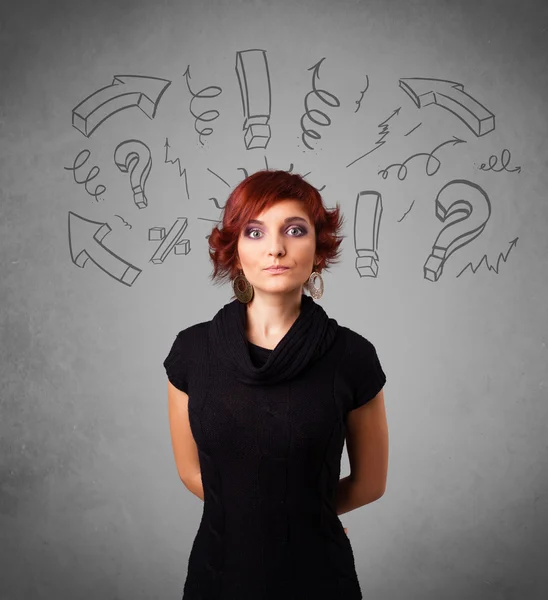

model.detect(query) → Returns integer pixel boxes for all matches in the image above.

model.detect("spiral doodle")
[184,65,222,145]
[479,149,521,174]
[63,149,106,201]
[300,58,341,150]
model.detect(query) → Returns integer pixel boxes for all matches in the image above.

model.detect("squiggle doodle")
[346,107,401,168]
[378,136,466,180]
[164,138,190,199]
[63,149,106,201]
[354,75,370,113]
[184,65,222,145]
[237,167,249,180]
[301,170,326,192]
[404,123,422,136]
[209,197,225,210]
[479,149,521,174]
[262,157,294,173]
[114,215,132,229]
[456,237,518,277]
[397,199,416,222]
[300,58,341,150]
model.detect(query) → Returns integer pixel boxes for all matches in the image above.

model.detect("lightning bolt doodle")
[164,138,190,199]
[456,238,519,277]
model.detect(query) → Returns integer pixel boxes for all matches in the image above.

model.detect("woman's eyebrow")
[247,216,309,226]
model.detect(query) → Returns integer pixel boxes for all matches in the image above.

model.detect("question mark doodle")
[354,191,383,278]
[424,179,491,282]
[114,139,152,209]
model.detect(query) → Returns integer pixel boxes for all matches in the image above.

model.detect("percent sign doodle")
[114,139,152,209]
[424,179,491,282]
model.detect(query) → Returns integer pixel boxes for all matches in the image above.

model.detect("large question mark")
[354,191,383,278]
[114,139,152,209]
[424,179,491,281]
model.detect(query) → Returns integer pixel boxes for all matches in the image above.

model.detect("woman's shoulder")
[174,319,211,341]
[336,324,379,354]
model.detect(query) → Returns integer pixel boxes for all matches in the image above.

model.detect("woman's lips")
[265,267,289,273]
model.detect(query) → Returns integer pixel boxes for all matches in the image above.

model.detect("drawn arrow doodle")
[456,237,519,277]
[164,138,190,199]
[399,77,495,137]
[68,212,142,286]
[346,107,401,169]
[424,179,491,282]
[300,57,341,150]
[183,65,222,145]
[378,136,466,180]
[479,149,521,174]
[72,75,172,137]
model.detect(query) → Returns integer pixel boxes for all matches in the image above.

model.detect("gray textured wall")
[1,0,547,598]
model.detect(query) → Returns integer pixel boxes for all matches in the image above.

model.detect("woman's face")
[236,198,317,297]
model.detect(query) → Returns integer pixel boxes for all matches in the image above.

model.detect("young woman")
[164,169,388,599]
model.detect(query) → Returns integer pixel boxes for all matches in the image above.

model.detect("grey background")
[1,0,547,598]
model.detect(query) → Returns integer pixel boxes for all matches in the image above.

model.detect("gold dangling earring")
[233,269,254,303]
[307,265,324,300]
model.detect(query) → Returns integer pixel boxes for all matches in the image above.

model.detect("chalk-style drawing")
[68,211,142,286]
[237,167,249,179]
[478,149,521,174]
[404,122,422,136]
[397,199,416,222]
[72,75,171,137]
[378,136,466,180]
[164,138,190,199]
[346,107,401,169]
[424,179,491,282]
[113,139,152,209]
[353,191,383,278]
[209,197,225,210]
[456,237,518,277]
[114,215,132,229]
[207,167,231,188]
[301,170,326,192]
[399,78,495,137]
[236,49,272,150]
[198,216,222,240]
[354,75,370,113]
[183,65,222,146]
[300,58,341,150]
[149,217,190,263]
[63,149,106,201]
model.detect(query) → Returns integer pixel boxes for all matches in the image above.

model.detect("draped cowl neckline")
[209,293,339,386]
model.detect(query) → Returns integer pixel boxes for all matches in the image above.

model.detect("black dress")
[163,294,386,599]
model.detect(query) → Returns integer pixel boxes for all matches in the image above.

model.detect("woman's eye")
[287,226,306,236]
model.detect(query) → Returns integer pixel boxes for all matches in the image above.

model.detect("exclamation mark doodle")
[235,49,272,150]
[354,191,383,277]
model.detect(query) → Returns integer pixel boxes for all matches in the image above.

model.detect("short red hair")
[208,169,345,285]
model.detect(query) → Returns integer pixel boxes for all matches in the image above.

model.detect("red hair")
[208,169,345,286]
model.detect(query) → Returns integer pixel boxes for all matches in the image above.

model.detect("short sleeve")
[346,332,387,411]
[163,330,190,394]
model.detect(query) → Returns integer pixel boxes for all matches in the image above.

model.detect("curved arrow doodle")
[399,77,495,137]
[72,75,171,137]
[114,139,152,209]
[300,57,341,150]
[68,211,142,286]
[424,179,491,282]
[183,65,222,145]
[378,136,466,180]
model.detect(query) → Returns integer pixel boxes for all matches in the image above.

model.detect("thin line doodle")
[262,157,295,173]
[301,170,326,192]
[300,57,341,150]
[198,216,222,240]
[114,214,132,229]
[378,136,466,180]
[207,167,231,188]
[354,75,370,113]
[456,237,518,277]
[183,65,222,146]
[478,149,521,174]
[63,149,106,201]
[346,107,401,169]
[209,197,225,210]
[164,137,190,199]
[397,199,416,222]
[404,122,422,137]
